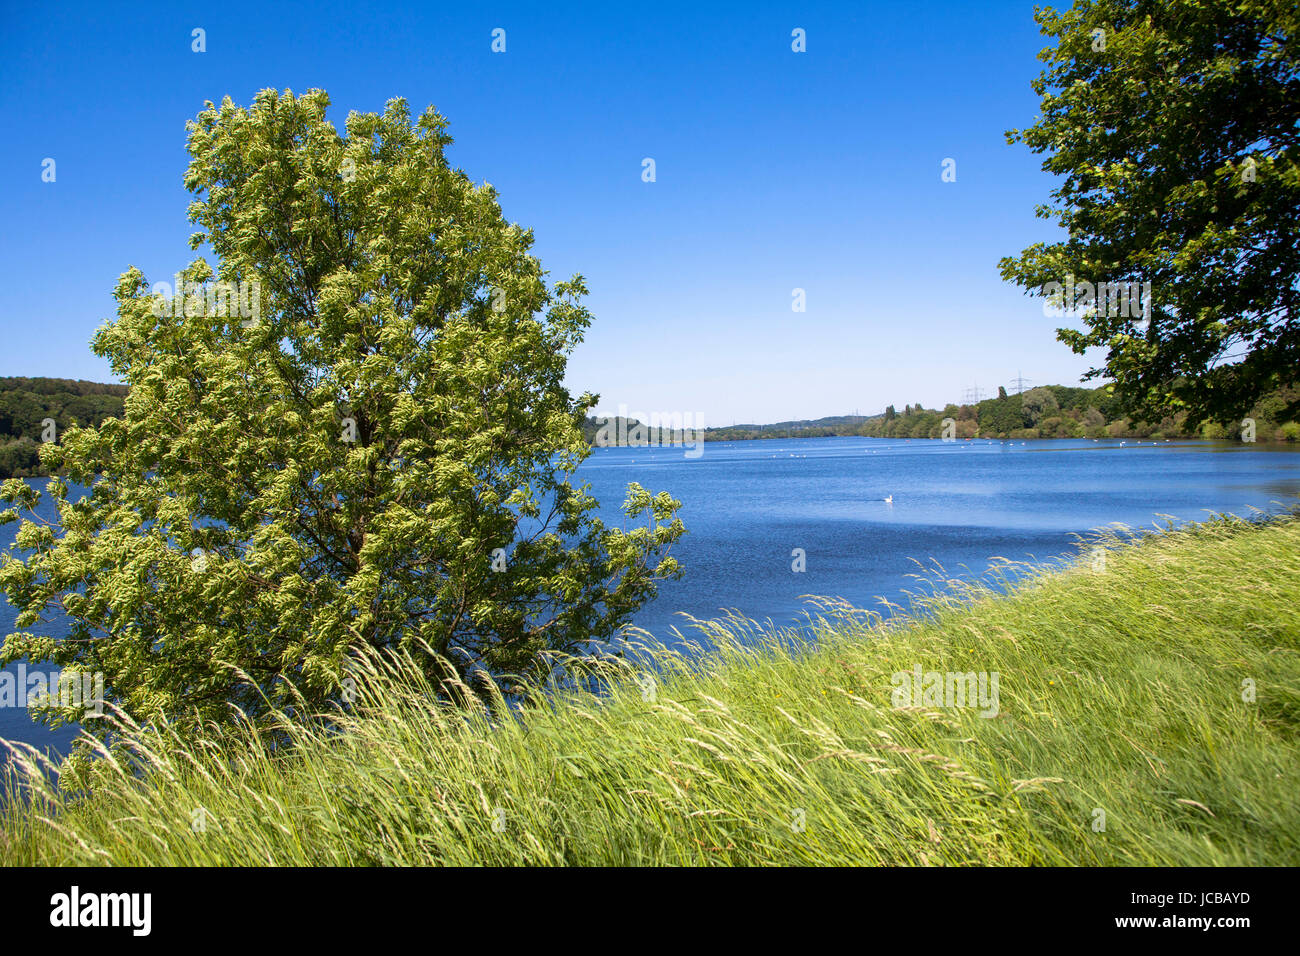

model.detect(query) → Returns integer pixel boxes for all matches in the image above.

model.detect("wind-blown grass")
[2,513,1298,866]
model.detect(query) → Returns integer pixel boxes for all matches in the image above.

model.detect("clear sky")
[0,0,1095,425]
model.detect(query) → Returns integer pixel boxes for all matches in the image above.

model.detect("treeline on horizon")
[693,383,1300,443]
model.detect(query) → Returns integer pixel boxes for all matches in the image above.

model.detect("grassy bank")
[2,513,1298,866]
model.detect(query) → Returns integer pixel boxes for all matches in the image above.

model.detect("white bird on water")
[884,495,893,504]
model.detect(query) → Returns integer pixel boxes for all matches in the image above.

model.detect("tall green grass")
[2,513,1298,865]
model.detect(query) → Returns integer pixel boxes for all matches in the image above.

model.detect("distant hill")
[0,377,127,478]
[601,386,1299,445]
[703,415,876,442]
[584,414,878,445]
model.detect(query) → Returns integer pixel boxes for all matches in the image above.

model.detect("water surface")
[593,437,1300,636]
[4,436,1299,754]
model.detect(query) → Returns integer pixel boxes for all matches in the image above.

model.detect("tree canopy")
[0,89,683,749]
[1000,0,1299,426]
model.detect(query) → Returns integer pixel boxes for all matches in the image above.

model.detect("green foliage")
[999,0,1300,426]
[1021,387,1060,426]
[970,382,1298,440]
[0,89,684,752]
[978,392,1025,436]
[4,513,1297,865]
[0,440,41,480]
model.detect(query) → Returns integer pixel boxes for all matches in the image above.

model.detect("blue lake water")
[4,436,1300,756]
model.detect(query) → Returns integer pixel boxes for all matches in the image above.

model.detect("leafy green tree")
[1022,387,1061,426]
[978,391,1026,436]
[1000,0,1300,426]
[0,89,684,747]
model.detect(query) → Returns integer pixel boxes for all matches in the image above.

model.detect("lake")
[4,436,1300,755]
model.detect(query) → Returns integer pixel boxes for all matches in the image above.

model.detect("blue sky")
[0,0,1091,424]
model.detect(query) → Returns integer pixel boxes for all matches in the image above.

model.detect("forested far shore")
[0,377,127,478]
[696,384,1300,444]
